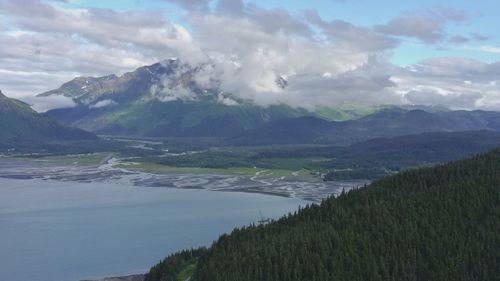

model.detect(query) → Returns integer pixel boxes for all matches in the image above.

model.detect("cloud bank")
[0,0,498,111]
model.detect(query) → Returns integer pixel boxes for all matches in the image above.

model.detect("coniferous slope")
[146,149,500,281]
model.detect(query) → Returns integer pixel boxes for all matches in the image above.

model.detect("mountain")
[145,149,500,281]
[232,108,500,145]
[38,60,396,137]
[39,59,500,141]
[40,60,311,137]
[0,90,97,146]
[228,116,334,144]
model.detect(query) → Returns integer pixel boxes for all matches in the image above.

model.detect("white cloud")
[0,0,498,112]
[163,0,210,12]
[394,58,500,110]
[217,93,239,106]
[376,8,468,44]
[479,45,500,54]
[89,99,117,109]
[19,94,76,112]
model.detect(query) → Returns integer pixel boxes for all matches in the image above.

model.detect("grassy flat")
[37,153,112,167]
[116,162,320,181]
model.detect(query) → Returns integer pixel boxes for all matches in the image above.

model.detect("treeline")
[0,140,117,155]
[145,149,500,281]
[153,152,270,169]
[322,167,390,181]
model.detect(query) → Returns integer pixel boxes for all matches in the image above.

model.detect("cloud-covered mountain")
[39,58,500,141]
[39,60,315,136]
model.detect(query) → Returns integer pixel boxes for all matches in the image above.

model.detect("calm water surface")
[0,178,304,281]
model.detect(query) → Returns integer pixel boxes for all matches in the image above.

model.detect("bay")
[0,178,303,281]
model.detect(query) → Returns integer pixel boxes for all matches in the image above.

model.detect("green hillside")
[0,90,96,145]
[47,94,310,137]
[145,149,500,281]
[313,104,384,121]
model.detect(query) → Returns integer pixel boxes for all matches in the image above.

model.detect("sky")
[0,0,499,111]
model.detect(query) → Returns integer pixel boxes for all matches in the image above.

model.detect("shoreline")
[81,274,145,281]
[0,158,369,202]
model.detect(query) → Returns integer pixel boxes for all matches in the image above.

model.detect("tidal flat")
[0,156,367,202]
[0,156,366,280]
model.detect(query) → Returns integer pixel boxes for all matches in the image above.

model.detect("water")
[0,178,304,281]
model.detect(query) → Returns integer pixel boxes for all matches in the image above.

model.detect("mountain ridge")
[231,108,500,145]
[38,60,500,142]
[0,90,97,146]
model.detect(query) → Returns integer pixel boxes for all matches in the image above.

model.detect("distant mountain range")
[38,60,396,137]
[0,90,96,147]
[38,60,500,145]
[231,108,500,145]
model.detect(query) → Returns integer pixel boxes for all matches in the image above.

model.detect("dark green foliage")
[154,152,270,169]
[323,167,390,180]
[148,149,500,281]
[0,140,117,154]
[144,248,206,281]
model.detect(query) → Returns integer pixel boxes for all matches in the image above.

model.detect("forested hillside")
[145,149,500,281]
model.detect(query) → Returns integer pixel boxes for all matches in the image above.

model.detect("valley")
[3,127,500,202]
[0,152,365,202]
[2,1,500,280]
